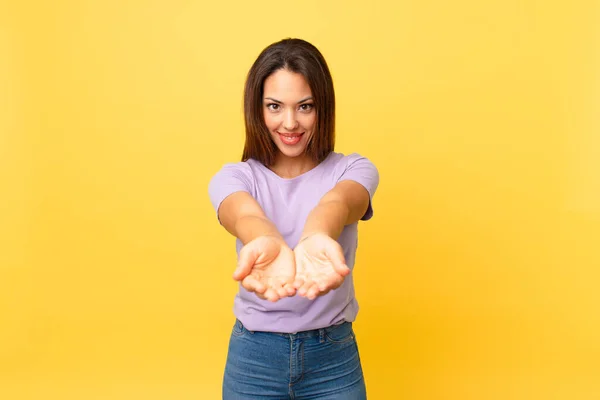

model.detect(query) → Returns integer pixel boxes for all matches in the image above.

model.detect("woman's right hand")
[233,235,297,302]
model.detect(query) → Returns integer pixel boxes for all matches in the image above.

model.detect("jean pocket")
[232,319,247,337]
[324,322,355,343]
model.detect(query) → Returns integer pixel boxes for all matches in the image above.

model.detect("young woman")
[209,38,379,400]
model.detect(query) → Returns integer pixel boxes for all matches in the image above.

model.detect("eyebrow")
[264,96,313,104]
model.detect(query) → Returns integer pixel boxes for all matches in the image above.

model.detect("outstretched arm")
[293,180,371,299]
[218,191,283,245]
[299,180,371,242]
[218,192,296,302]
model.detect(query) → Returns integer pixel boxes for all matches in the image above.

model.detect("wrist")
[299,231,328,243]
[261,233,286,243]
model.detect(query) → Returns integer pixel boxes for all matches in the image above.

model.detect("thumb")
[233,243,260,281]
[326,242,350,276]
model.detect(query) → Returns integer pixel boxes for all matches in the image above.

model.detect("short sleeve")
[208,162,255,222]
[337,153,380,220]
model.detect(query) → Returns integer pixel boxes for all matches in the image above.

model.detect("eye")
[266,103,280,111]
[299,103,314,112]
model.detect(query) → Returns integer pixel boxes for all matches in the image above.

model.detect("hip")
[223,319,366,399]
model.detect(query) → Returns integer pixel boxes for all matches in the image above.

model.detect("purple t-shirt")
[208,151,379,333]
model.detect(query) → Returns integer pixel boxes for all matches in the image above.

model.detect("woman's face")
[263,69,316,160]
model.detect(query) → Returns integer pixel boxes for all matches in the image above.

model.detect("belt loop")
[319,328,325,343]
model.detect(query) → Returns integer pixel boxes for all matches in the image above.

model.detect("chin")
[271,135,311,159]
[276,146,307,159]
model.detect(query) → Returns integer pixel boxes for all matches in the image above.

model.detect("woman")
[209,38,379,400]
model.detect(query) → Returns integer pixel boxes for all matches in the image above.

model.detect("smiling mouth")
[278,131,304,145]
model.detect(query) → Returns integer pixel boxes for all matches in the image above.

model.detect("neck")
[269,153,318,179]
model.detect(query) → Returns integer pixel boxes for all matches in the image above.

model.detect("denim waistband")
[236,319,352,339]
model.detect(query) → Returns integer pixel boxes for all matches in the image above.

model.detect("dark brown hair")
[242,38,335,165]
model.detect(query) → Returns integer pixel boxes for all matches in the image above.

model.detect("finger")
[247,280,268,300]
[325,245,350,276]
[306,284,321,300]
[241,276,255,292]
[298,280,315,297]
[292,257,305,288]
[283,282,296,296]
[268,278,289,299]
[242,276,266,294]
[275,285,288,299]
[316,280,330,292]
[323,273,344,291]
[263,288,280,302]
[293,277,305,289]
[255,292,267,300]
[234,245,260,281]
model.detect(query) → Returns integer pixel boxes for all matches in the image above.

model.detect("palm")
[247,240,295,290]
[293,233,350,300]
[295,250,338,285]
[235,236,296,302]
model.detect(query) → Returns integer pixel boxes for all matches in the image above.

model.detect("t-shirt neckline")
[253,152,335,183]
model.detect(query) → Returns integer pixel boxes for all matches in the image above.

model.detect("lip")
[277,131,304,137]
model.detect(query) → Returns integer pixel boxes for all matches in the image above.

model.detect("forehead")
[263,69,312,99]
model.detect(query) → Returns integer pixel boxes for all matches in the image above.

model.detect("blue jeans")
[222,319,367,399]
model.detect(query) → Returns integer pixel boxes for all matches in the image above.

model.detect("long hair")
[242,38,335,165]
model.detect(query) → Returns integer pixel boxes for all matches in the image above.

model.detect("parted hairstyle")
[242,38,336,165]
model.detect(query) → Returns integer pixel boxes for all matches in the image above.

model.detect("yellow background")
[1,0,599,399]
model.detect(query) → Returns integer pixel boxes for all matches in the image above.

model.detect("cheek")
[263,112,279,130]
[301,113,317,131]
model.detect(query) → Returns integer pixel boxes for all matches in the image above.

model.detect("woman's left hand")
[293,233,351,300]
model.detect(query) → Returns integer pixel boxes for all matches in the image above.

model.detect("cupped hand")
[233,235,296,302]
[293,233,350,300]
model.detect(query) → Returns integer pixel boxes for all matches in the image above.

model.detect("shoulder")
[209,159,263,183]
[327,152,378,177]
[208,160,259,197]
[327,151,379,197]
[208,159,269,212]
[213,159,254,175]
[327,151,377,165]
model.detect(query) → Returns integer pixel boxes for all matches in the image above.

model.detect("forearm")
[234,215,284,245]
[300,200,349,241]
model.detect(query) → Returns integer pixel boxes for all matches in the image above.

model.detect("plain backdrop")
[1,1,599,399]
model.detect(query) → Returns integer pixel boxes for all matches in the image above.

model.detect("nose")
[283,109,299,131]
